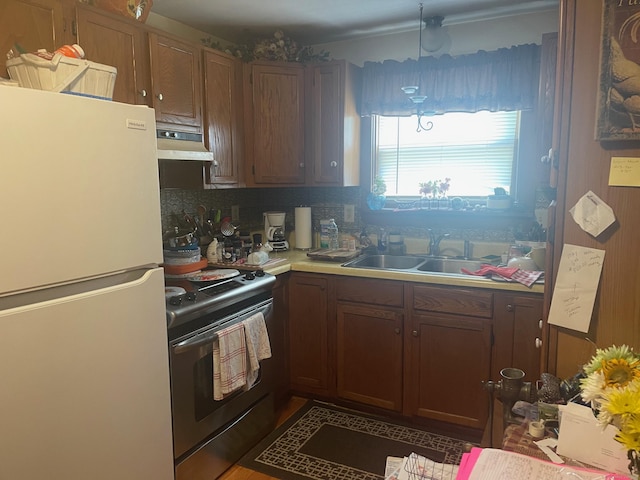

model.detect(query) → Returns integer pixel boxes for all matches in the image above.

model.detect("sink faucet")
[428,229,449,256]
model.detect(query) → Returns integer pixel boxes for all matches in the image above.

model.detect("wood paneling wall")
[547,0,640,378]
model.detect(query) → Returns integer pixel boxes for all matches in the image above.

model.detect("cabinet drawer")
[411,284,493,318]
[336,277,403,307]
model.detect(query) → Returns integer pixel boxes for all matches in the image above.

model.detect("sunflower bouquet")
[580,345,640,476]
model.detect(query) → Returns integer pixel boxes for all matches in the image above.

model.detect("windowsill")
[361,206,535,228]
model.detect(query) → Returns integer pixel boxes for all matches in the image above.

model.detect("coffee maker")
[264,211,289,251]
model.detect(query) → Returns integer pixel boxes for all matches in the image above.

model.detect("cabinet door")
[76,5,150,106]
[288,273,332,396]
[203,49,242,186]
[406,313,491,429]
[307,61,361,186]
[336,303,403,411]
[245,62,305,185]
[148,32,203,131]
[271,273,290,409]
[2,0,67,77]
[493,293,543,383]
[308,62,342,184]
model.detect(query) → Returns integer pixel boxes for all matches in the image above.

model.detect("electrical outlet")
[344,204,355,223]
[231,205,240,223]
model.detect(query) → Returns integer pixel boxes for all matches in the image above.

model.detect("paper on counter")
[556,402,629,475]
[547,244,605,333]
[569,190,615,237]
[462,447,631,480]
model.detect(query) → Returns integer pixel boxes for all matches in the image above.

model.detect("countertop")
[261,250,545,294]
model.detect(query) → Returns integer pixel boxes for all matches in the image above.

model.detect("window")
[374,110,520,198]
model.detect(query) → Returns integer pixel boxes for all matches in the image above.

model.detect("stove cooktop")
[165,269,275,332]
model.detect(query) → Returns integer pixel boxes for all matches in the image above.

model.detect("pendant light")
[401,3,435,133]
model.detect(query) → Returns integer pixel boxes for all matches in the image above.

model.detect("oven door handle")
[172,301,273,355]
[173,332,218,355]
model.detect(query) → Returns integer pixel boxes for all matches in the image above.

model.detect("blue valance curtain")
[360,43,541,116]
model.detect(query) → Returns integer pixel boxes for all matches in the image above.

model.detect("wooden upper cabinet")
[244,61,305,185]
[306,60,361,186]
[2,0,69,77]
[203,49,242,186]
[148,32,203,132]
[75,5,150,106]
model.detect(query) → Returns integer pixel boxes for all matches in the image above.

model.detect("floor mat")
[239,400,473,480]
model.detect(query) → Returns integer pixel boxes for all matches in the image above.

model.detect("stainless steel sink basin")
[342,255,426,270]
[342,254,485,276]
[416,258,483,274]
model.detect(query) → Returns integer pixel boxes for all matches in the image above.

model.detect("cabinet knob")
[506,304,513,312]
[535,338,543,349]
[299,162,304,168]
[330,161,338,167]
[412,330,418,337]
[538,319,543,330]
[394,327,401,335]
[156,93,164,101]
[139,89,147,98]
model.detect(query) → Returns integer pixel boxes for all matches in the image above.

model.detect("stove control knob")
[255,270,265,277]
[244,271,256,281]
[169,295,183,306]
[186,292,197,301]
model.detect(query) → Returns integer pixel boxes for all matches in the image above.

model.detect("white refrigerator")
[0,87,174,479]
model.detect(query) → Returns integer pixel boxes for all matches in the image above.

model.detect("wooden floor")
[218,396,308,480]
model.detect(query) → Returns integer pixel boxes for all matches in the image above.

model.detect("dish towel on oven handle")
[212,322,247,400]
[243,311,272,390]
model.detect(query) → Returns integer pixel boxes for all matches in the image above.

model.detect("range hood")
[156,129,213,161]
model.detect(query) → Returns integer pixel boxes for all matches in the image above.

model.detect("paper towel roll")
[294,207,312,250]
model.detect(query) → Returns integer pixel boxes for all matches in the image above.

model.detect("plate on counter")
[185,269,240,283]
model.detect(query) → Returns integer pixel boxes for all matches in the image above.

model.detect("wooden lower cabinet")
[406,313,492,428]
[286,272,539,430]
[271,273,289,410]
[492,292,543,383]
[336,303,403,411]
[405,284,493,429]
[288,272,333,396]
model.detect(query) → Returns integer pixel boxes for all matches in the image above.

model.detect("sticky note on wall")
[609,156,640,186]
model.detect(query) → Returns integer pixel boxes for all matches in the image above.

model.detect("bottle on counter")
[328,218,339,250]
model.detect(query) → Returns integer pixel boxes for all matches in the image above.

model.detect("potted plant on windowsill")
[419,178,451,210]
[367,176,387,210]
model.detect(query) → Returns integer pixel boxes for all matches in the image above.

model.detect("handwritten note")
[609,156,640,186]
[548,244,605,333]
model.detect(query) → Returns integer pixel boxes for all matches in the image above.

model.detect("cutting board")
[306,248,361,262]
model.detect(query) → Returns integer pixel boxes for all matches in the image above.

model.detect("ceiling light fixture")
[401,3,434,133]
[421,15,446,53]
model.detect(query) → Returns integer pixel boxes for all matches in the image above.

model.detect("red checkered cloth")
[213,322,247,400]
[461,264,544,287]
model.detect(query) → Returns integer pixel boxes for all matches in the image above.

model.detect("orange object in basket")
[54,44,85,59]
[162,257,207,275]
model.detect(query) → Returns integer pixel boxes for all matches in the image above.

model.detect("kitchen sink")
[342,254,485,276]
[342,255,426,270]
[416,257,483,274]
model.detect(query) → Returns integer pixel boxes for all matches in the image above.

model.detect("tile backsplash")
[160,186,533,249]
